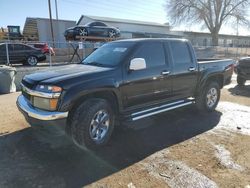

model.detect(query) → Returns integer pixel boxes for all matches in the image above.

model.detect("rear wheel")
[79,28,88,36]
[108,29,116,38]
[196,81,220,112]
[237,76,246,86]
[69,98,115,150]
[26,56,38,66]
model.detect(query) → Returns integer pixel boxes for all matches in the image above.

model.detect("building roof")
[182,31,250,39]
[26,17,76,23]
[77,15,169,27]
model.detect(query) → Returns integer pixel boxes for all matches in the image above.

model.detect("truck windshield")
[82,42,134,67]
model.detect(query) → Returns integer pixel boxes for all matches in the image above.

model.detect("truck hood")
[23,64,114,88]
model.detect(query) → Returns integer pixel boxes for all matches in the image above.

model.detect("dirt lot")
[0,77,250,188]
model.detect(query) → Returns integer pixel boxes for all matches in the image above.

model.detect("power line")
[61,0,166,21]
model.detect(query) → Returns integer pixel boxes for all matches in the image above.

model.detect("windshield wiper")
[84,61,106,67]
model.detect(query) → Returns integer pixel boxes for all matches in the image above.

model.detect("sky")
[0,0,249,36]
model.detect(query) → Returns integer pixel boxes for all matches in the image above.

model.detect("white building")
[23,17,76,43]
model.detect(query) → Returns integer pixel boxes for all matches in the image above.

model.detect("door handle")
[188,67,196,72]
[161,71,170,75]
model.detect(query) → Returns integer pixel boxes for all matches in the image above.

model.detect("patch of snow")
[141,152,218,188]
[213,144,244,171]
[127,182,136,188]
[216,102,250,135]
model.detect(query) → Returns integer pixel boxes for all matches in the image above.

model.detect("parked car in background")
[0,43,46,66]
[235,57,250,86]
[28,43,55,55]
[64,21,120,40]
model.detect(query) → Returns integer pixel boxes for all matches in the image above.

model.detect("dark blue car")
[64,21,120,40]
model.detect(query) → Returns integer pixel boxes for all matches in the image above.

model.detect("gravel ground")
[0,79,250,188]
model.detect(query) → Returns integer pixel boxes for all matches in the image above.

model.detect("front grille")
[22,90,32,102]
[22,80,33,89]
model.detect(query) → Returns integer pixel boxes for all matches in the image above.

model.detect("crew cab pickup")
[17,39,234,149]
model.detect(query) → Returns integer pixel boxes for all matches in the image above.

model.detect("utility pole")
[236,16,239,58]
[55,0,58,20]
[55,0,59,47]
[48,0,55,47]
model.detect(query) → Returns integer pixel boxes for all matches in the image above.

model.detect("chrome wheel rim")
[206,88,218,108]
[109,30,116,38]
[79,28,87,36]
[89,110,110,142]
[28,56,37,65]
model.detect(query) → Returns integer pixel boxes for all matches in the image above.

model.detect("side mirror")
[129,58,146,71]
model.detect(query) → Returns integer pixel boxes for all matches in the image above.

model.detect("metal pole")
[236,17,239,59]
[48,0,55,48]
[49,43,52,67]
[55,0,59,48]
[55,0,58,20]
[5,42,10,66]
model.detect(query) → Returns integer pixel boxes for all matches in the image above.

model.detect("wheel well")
[205,75,224,88]
[70,90,120,115]
[26,55,38,60]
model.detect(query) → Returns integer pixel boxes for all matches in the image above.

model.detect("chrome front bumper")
[17,95,68,121]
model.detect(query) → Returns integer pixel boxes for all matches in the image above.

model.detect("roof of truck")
[113,38,188,43]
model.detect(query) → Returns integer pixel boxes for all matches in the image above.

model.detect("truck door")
[122,42,172,109]
[169,41,198,98]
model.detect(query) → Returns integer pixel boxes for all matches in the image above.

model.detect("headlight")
[36,85,62,93]
[33,97,59,111]
[32,85,62,111]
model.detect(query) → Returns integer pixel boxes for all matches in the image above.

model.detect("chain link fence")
[0,40,103,67]
[0,40,103,90]
[1,40,250,67]
[194,45,250,60]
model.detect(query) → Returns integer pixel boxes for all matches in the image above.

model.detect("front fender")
[58,78,122,112]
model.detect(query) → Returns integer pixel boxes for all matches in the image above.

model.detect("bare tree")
[165,0,250,46]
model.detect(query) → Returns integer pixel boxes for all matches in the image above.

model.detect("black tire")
[79,28,88,37]
[69,98,115,150]
[196,81,220,112]
[26,55,38,66]
[237,76,246,86]
[108,29,116,38]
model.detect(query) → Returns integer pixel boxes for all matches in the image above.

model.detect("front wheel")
[26,56,38,66]
[196,82,220,112]
[237,76,246,86]
[69,98,115,150]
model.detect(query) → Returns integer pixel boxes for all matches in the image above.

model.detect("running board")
[130,99,195,121]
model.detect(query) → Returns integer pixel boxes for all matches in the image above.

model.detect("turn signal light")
[50,98,59,110]
[48,86,62,92]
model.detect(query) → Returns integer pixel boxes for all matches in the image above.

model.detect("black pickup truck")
[17,39,234,149]
[235,57,250,86]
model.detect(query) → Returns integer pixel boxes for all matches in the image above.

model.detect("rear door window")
[24,45,33,50]
[170,41,192,64]
[14,44,24,51]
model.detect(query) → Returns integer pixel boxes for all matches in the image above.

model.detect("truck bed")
[197,58,235,71]
[197,58,235,85]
